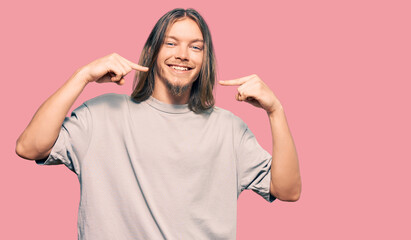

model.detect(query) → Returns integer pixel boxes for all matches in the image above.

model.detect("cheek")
[192,54,204,68]
[157,47,170,62]
[154,59,165,76]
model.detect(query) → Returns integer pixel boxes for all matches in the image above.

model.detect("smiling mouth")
[167,64,193,72]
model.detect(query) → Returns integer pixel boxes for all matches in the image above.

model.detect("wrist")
[71,67,91,87]
[267,107,287,128]
[267,102,284,116]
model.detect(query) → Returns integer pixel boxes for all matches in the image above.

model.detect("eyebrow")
[165,36,204,43]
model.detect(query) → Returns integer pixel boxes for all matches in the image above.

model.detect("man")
[16,8,301,240]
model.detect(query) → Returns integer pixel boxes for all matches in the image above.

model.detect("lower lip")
[168,66,192,74]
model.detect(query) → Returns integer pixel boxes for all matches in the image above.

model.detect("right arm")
[15,53,148,160]
[16,69,89,160]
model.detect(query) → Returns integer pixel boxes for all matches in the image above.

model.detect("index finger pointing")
[127,60,149,72]
[218,75,253,86]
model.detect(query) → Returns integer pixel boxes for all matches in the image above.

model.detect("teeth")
[171,66,189,71]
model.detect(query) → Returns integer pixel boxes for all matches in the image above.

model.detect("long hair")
[131,8,216,114]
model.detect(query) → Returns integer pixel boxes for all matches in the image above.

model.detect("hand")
[78,53,149,86]
[219,74,283,114]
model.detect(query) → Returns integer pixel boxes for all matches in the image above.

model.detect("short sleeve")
[234,116,276,203]
[35,103,92,175]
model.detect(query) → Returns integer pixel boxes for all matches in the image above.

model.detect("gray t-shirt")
[36,93,275,240]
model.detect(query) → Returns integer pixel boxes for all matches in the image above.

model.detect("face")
[154,18,204,96]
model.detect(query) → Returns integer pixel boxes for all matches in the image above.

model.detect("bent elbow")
[15,139,50,160]
[15,141,31,160]
[279,192,300,202]
[275,185,301,202]
[286,192,301,202]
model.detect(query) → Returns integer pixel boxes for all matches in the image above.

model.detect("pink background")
[1,0,410,239]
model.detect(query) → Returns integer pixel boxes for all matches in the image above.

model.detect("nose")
[175,46,189,61]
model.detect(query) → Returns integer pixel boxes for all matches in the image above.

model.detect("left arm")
[267,107,301,201]
[219,74,301,202]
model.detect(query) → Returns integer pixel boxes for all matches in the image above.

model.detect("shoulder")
[212,106,247,130]
[80,93,130,112]
[78,93,130,118]
[83,93,128,107]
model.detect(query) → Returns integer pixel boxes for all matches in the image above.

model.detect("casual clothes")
[36,93,275,240]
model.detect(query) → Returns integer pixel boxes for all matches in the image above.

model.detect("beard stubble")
[156,66,192,97]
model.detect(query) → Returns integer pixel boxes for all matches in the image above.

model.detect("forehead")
[166,18,203,41]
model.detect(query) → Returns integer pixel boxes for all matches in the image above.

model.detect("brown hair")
[131,8,216,114]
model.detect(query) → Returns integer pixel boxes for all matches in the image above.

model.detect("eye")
[191,45,203,51]
[165,42,175,46]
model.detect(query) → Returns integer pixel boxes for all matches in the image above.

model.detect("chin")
[165,78,192,96]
